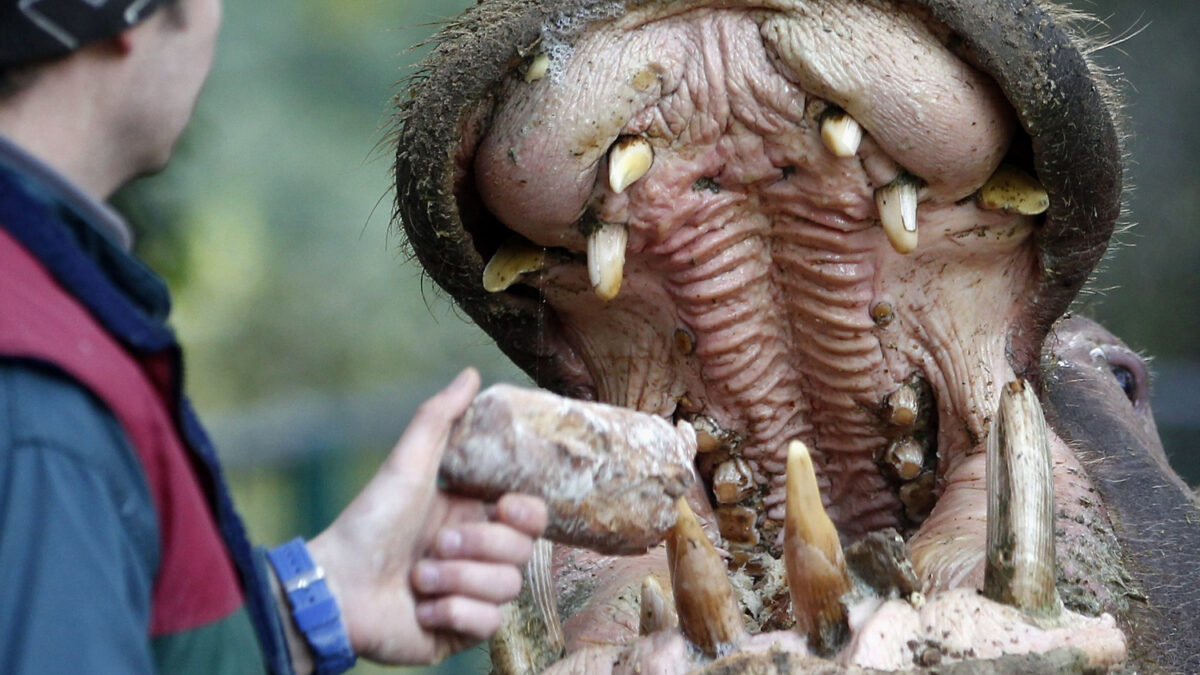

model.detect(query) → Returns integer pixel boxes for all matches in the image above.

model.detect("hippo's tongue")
[394,0,1125,670]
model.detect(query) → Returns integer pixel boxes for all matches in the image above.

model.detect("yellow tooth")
[712,458,755,505]
[689,415,737,454]
[608,137,654,194]
[666,498,747,656]
[820,109,864,158]
[984,380,1062,619]
[875,175,921,255]
[587,223,628,301]
[639,576,679,635]
[482,237,547,293]
[524,53,550,83]
[884,438,926,482]
[784,441,850,655]
[885,384,920,428]
[976,164,1050,216]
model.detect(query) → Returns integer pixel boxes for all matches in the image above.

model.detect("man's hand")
[304,368,548,666]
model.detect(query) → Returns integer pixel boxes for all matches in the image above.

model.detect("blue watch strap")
[267,538,357,675]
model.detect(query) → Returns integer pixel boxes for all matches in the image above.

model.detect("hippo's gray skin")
[1043,316,1200,671]
[392,0,1199,671]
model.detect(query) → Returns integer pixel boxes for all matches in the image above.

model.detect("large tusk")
[783,440,851,655]
[587,223,628,301]
[666,498,747,656]
[984,380,1062,619]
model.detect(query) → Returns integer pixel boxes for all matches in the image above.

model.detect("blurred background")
[112,1,1198,672]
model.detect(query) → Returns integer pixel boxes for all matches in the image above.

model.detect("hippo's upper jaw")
[390,0,1170,671]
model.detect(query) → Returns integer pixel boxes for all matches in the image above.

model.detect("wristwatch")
[267,538,357,675]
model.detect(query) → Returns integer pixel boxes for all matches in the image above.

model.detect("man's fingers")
[434,521,537,565]
[387,368,480,479]
[415,596,504,642]
[496,493,549,538]
[412,560,523,603]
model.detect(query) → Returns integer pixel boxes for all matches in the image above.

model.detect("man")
[0,1,547,673]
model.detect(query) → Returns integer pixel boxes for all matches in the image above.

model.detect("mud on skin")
[393,0,1200,672]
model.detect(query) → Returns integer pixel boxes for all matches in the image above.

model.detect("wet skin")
[392,0,1197,671]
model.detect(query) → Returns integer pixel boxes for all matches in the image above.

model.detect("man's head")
[0,0,221,197]
[1,0,183,98]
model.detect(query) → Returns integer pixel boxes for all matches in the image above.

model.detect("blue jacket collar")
[0,135,133,250]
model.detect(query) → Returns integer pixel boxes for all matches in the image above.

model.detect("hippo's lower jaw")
[393,0,1149,671]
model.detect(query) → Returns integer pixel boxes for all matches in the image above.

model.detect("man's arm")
[277,368,548,671]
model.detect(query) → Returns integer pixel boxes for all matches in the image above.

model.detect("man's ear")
[113,32,136,56]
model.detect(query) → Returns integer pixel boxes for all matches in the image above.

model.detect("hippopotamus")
[391,1,1200,671]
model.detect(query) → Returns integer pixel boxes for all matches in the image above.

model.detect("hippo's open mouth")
[395,0,1132,671]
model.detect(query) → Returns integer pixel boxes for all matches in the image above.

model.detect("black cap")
[0,0,168,67]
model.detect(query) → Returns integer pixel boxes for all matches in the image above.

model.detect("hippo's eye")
[1110,365,1137,404]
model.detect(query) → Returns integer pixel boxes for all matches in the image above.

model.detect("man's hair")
[0,0,184,103]
[0,61,40,101]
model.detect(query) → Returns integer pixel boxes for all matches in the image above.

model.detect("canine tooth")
[640,576,679,635]
[712,458,755,504]
[976,164,1050,216]
[482,237,547,293]
[885,438,925,482]
[783,441,850,655]
[984,380,1061,618]
[587,223,628,301]
[524,53,550,83]
[608,137,654,194]
[875,175,921,254]
[820,108,864,158]
[666,498,747,655]
[885,384,920,428]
